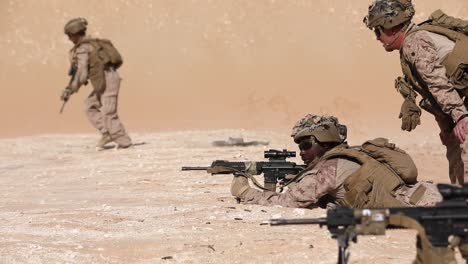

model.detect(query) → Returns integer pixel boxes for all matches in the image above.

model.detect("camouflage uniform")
[65,18,131,148]
[362,1,468,262]
[364,0,468,185]
[401,28,468,185]
[241,153,441,209]
[69,40,131,147]
[233,114,442,209]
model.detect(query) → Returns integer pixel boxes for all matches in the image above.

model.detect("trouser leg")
[436,115,463,185]
[84,91,107,135]
[101,69,131,147]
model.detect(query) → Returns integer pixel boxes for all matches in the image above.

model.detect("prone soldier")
[230,114,442,209]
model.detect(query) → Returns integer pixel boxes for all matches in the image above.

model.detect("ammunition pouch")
[395,76,417,100]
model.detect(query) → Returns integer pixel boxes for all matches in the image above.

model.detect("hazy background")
[1,0,467,138]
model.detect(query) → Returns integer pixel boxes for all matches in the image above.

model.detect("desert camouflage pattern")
[64,17,87,35]
[364,0,414,30]
[243,159,344,208]
[394,181,443,206]
[69,42,92,92]
[242,157,441,208]
[69,40,132,147]
[290,114,347,143]
[401,30,468,122]
[436,114,465,185]
[401,29,468,184]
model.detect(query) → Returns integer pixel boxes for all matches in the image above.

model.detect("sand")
[1,1,467,263]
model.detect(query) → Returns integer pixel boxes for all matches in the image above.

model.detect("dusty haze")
[1,0,467,137]
[1,2,468,263]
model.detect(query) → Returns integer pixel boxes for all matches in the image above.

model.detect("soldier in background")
[62,18,132,150]
[363,0,468,185]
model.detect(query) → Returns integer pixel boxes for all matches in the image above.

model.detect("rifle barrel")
[181,166,210,171]
[269,218,327,226]
[59,100,67,114]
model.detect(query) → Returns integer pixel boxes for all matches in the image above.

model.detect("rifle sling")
[388,214,434,250]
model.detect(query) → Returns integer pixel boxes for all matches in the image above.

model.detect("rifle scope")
[437,183,468,199]
[264,149,296,159]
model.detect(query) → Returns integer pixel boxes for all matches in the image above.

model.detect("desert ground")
[0,129,464,264]
[1,0,467,263]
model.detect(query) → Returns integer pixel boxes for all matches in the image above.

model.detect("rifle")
[181,149,306,192]
[270,184,468,264]
[60,66,77,114]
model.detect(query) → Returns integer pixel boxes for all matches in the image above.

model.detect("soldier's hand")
[60,87,73,102]
[399,98,421,132]
[230,176,252,200]
[244,161,257,175]
[454,116,468,143]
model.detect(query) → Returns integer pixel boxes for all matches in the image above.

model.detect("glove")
[230,176,252,200]
[399,98,421,132]
[60,87,73,101]
[244,161,257,175]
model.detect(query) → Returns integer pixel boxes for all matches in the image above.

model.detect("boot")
[114,135,132,149]
[96,133,113,150]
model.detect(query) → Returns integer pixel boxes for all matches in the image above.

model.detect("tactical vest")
[70,37,123,93]
[291,142,413,209]
[399,10,468,117]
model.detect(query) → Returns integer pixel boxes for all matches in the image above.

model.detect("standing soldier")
[61,18,132,150]
[363,0,468,185]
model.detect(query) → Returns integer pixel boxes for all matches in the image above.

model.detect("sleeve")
[242,159,338,208]
[402,31,468,122]
[69,44,90,92]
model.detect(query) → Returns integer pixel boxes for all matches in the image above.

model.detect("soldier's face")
[67,34,82,44]
[298,137,327,165]
[374,27,399,52]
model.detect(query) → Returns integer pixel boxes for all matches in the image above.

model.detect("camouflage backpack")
[426,9,468,36]
[71,37,124,92]
[81,38,123,69]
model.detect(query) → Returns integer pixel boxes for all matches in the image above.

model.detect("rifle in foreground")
[181,149,306,192]
[270,184,468,264]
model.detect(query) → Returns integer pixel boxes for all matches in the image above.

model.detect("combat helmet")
[291,114,347,144]
[364,0,415,30]
[64,17,88,35]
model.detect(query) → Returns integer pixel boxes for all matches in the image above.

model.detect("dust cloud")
[0,0,467,138]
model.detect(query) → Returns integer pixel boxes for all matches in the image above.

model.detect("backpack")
[95,38,123,69]
[417,10,468,87]
[80,38,123,69]
[360,138,418,184]
[426,9,468,36]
